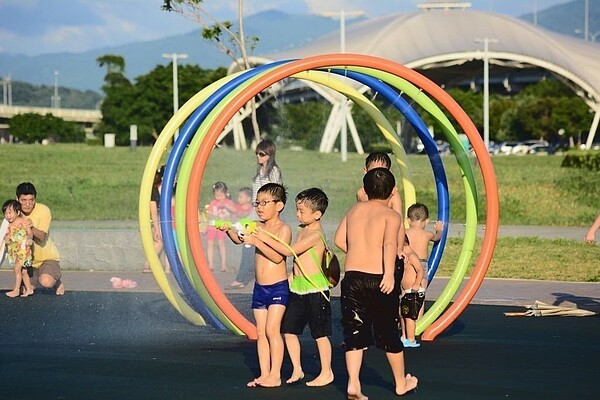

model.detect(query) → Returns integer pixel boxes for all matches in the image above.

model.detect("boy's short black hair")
[239,187,253,198]
[296,187,328,215]
[363,168,395,200]
[2,199,21,214]
[407,203,429,221]
[258,183,287,205]
[365,152,392,169]
[16,182,37,198]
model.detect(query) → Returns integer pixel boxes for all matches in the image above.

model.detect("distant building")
[228,5,600,150]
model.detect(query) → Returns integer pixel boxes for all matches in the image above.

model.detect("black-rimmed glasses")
[252,199,278,207]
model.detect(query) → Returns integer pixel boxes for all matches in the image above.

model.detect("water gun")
[210,218,257,236]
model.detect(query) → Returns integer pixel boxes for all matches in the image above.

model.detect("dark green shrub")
[561,150,600,171]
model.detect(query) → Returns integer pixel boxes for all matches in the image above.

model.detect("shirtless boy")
[335,168,418,399]
[226,183,290,388]
[253,188,334,387]
[355,152,405,256]
[400,235,425,348]
[405,203,444,289]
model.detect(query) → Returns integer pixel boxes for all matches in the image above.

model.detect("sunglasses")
[255,151,268,157]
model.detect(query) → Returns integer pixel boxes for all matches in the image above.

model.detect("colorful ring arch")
[139,54,499,342]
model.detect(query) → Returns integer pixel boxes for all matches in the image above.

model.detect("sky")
[0,0,574,56]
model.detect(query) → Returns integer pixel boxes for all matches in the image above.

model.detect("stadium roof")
[229,9,600,147]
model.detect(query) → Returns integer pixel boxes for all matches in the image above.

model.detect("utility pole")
[162,53,189,140]
[2,75,12,106]
[51,70,60,109]
[475,38,498,151]
[584,0,589,42]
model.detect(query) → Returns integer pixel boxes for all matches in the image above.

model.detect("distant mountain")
[9,81,102,109]
[1,2,595,96]
[0,10,341,94]
[520,0,600,38]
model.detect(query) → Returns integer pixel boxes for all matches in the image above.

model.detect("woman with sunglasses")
[230,139,283,289]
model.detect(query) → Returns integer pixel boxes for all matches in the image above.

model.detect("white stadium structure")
[227,2,600,152]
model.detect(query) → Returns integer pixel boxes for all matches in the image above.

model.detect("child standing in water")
[235,187,254,220]
[205,181,237,272]
[3,200,34,298]
[400,235,425,348]
[335,168,418,398]
[405,203,444,290]
[225,183,290,388]
[252,188,334,387]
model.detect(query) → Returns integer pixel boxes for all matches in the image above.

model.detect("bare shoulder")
[272,219,292,236]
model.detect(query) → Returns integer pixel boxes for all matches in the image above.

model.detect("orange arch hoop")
[184,54,499,341]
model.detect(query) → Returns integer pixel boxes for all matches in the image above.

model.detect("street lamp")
[162,53,189,140]
[475,38,498,151]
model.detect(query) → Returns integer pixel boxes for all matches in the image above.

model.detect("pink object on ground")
[111,277,138,289]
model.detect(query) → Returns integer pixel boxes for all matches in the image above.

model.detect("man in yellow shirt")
[16,182,64,295]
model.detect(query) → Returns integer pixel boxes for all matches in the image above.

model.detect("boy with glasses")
[224,183,290,388]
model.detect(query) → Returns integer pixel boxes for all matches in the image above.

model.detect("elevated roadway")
[0,104,101,125]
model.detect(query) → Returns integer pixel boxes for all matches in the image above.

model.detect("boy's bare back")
[337,200,401,274]
[405,226,434,260]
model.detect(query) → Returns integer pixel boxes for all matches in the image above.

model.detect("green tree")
[128,64,227,143]
[96,54,133,145]
[162,0,261,144]
[10,113,84,143]
[97,53,227,145]
[497,79,592,142]
[273,100,331,149]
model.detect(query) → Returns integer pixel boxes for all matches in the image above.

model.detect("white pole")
[52,71,60,109]
[340,9,346,54]
[340,9,348,161]
[483,39,490,151]
[162,53,188,141]
[476,38,498,151]
[7,75,11,106]
[584,0,589,42]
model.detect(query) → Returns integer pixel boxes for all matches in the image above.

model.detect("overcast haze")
[0,0,574,56]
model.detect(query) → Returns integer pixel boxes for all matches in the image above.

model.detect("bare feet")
[347,390,368,400]
[306,372,334,387]
[6,289,20,298]
[256,375,281,388]
[55,282,65,296]
[396,373,418,396]
[286,371,304,384]
[20,288,35,297]
[348,383,368,400]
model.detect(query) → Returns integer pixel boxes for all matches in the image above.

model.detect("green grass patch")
[1,144,598,282]
[0,144,598,226]
[437,237,600,282]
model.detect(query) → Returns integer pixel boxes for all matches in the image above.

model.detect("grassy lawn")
[0,144,597,281]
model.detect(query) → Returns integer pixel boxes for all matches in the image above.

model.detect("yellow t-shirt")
[28,203,60,268]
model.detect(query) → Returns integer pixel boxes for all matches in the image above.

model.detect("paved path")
[2,221,597,312]
[4,269,597,313]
